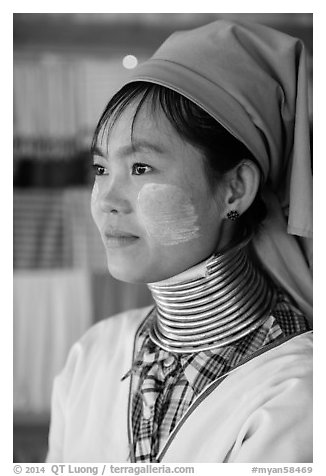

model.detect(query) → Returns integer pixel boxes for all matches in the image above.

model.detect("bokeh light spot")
[122,55,138,69]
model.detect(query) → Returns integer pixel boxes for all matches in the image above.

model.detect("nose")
[98,179,132,215]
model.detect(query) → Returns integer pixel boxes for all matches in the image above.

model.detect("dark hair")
[92,82,267,236]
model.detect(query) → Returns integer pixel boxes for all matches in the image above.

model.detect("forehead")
[96,97,185,154]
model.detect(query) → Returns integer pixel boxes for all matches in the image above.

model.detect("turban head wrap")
[124,20,313,323]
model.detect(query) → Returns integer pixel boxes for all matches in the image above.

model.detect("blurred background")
[13,13,313,462]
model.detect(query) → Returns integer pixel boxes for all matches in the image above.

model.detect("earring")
[227,210,240,221]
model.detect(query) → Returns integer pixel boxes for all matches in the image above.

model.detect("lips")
[103,228,140,248]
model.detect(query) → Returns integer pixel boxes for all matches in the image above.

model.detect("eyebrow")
[91,145,106,157]
[91,140,166,159]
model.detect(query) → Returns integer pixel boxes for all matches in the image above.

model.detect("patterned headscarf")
[125,20,313,323]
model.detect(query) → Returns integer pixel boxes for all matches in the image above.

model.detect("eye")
[132,163,152,176]
[92,164,108,176]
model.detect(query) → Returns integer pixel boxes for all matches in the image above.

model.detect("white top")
[47,306,312,463]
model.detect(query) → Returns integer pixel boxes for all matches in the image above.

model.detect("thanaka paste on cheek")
[137,183,200,246]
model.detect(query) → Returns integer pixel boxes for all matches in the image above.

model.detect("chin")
[106,256,150,284]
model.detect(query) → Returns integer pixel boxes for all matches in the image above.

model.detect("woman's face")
[91,99,228,283]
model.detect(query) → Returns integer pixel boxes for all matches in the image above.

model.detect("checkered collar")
[125,309,280,396]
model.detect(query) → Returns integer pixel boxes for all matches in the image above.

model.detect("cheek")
[91,181,99,202]
[137,183,200,246]
[90,182,99,221]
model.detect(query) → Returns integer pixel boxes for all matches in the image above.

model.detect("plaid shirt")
[127,289,309,462]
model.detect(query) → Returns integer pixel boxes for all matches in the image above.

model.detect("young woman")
[47,20,312,463]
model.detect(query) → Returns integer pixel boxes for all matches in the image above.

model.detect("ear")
[223,161,261,217]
